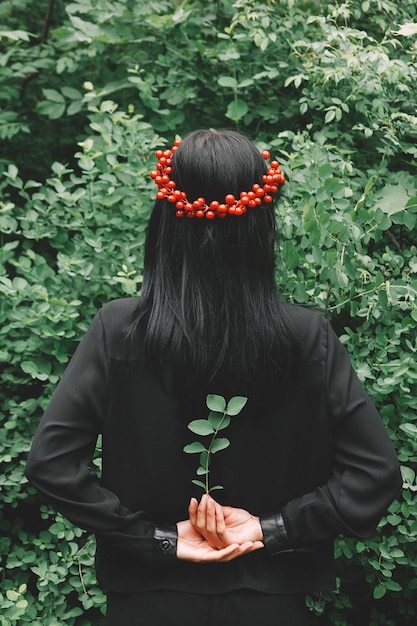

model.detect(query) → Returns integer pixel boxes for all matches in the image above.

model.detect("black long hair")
[130,129,296,399]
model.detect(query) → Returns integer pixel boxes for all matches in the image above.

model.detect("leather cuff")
[153,524,177,558]
[260,512,292,555]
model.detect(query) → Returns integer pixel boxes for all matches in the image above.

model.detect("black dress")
[26,298,401,617]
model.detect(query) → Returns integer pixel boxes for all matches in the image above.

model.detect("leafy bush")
[1,0,416,624]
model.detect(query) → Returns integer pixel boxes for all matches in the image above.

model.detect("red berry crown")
[150,139,285,219]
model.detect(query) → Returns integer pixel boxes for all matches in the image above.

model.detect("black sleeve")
[25,310,177,566]
[261,319,402,554]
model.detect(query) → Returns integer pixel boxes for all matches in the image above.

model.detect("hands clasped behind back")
[176,495,264,563]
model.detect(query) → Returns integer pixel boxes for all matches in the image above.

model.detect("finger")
[240,540,264,553]
[205,495,218,535]
[193,495,223,548]
[217,542,258,562]
[204,498,225,549]
[202,543,241,562]
[196,493,208,529]
[215,502,226,535]
[188,497,198,526]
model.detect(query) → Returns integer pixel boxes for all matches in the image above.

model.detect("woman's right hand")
[188,494,264,552]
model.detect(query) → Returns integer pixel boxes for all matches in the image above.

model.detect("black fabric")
[25,298,402,594]
[105,589,307,626]
[260,513,290,555]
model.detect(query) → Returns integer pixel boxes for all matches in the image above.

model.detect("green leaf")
[69,15,102,38]
[226,99,248,122]
[42,89,65,103]
[209,485,224,492]
[61,86,82,100]
[226,396,248,416]
[218,76,238,89]
[211,438,230,453]
[67,100,83,116]
[208,411,230,430]
[188,419,214,436]
[172,8,192,23]
[0,29,32,42]
[375,182,414,216]
[373,584,386,599]
[183,442,207,454]
[192,480,206,490]
[206,395,226,412]
[385,580,402,592]
[21,361,38,376]
[196,466,209,475]
[199,450,209,467]
[324,109,335,124]
[36,101,66,119]
[401,465,416,486]
[6,590,19,602]
[400,423,417,437]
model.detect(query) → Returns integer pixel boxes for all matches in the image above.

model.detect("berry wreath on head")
[150,139,286,219]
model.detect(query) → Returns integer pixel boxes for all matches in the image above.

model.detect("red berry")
[225,194,235,204]
[206,210,216,219]
[261,150,270,159]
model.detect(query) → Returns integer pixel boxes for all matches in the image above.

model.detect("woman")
[26,129,401,625]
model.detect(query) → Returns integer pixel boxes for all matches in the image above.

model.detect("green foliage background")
[1,0,416,624]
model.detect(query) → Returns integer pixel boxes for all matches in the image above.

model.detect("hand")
[176,519,256,562]
[189,494,264,551]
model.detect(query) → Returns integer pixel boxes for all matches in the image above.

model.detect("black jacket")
[26,298,402,593]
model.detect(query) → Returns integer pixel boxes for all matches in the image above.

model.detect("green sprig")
[183,394,247,494]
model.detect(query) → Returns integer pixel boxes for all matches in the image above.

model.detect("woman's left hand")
[176,519,257,562]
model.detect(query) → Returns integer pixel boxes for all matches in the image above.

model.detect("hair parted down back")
[129,129,297,398]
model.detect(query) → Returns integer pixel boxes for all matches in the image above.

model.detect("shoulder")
[96,298,140,357]
[99,297,140,323]
[282,303,331,362]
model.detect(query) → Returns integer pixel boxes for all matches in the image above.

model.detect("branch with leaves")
[183,394,247,494]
